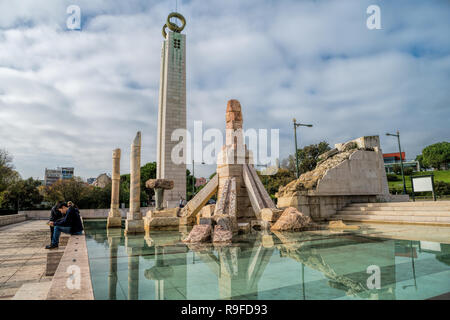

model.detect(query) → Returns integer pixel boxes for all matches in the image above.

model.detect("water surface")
[84,220,450,300]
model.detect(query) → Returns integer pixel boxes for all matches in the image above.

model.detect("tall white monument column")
[125,131,144,234]
[107,148,122,228]
[156,13,187,208]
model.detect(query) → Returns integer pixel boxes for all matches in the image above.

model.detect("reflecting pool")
[84,220,450,300]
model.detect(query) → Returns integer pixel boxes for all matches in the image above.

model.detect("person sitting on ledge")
[45,202,83,249]
[48,201,62,243]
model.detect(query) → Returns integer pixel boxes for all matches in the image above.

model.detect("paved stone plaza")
[0,220,52,299]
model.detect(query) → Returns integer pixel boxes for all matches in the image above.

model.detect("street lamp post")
[386,130,407,194]
[192,160,195,195]
[293,118,313,178]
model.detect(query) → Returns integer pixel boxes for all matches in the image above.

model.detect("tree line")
[0,149,198,213]
[1,141,448,212]
[415,141,449,170]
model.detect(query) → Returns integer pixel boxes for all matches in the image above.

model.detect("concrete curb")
[46,233,94,300]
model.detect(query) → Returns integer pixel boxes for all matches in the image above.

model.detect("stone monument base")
[107,216,122,228]
[144,208,180,231]
[125,219,145,234]
[277,194,380,220]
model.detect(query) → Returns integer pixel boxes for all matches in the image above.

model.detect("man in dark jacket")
[48,202,62,242]
[45,202,83,249]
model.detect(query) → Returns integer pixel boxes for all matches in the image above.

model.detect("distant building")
[87,178,96,185]
[92,173,112,188]
[44,167,74,186]
[383,152,419,173]
[61,167,74,179]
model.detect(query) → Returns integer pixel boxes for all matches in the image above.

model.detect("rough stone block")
[237,222,250,234]
[328,220,359,230]
[199,217,216,227]
[106,216,122,228]
[276,196,299,209]
[262,234,275,248]
[144,216,179,231]
[250,219,271,231]
[179,215,195,226]
[213,225,233,243]
[148,208,179,218]
[200,204,215,218]
[318,148,339,162]
[145,179,174,190]
[125,219,145,234]
[260,208,283,222]
[270,207,312,231]
[213,214,238,233]
[182,225,212,243]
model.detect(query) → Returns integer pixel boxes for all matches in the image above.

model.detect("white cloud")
[0,0,449,180]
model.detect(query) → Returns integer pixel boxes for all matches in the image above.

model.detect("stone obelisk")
[157,13,187,208]
[107,148,122,228]
[125,131,144,234]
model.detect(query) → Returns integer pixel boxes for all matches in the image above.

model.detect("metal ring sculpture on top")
[162,12,186,38]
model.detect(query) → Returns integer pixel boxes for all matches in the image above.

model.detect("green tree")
[435,181,450,196]
[386,173,399,181]
[392,164,402,175]
[119,174,130,207]
[41,177,89,205]
[77,183,112,209]
[282,141,331,175]
[258,168,296,201]
[118,162,157,207]
[140,162,157,205]
[403,167,414,176]
[0,149,19,196]
[415,154,429,170]
[281,155,296,174]
[0,178,43,211]
[186,169,195,201]
[422,142,450,170]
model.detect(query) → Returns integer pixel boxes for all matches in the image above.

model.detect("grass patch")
[388,170,450,192]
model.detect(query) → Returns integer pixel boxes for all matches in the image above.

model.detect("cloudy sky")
[0,0,449,180]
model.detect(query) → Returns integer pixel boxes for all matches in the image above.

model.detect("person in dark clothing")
[48,202,63,242]
[45,202,83,249]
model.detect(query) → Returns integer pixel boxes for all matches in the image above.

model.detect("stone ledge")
[0,213,27,227]
[12,282,52,300]
[144,216,179,231]
[46,233,94,300]
[20,207,154,220]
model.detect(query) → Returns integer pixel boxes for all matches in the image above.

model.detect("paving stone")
[0,221,53,299]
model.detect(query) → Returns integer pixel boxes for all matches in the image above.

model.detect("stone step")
[147,208,179,218]
[343,206,450,212]
[338,210,450,217]
[349,201,450,207]
[12,282,52,300]
[331,214,450,225]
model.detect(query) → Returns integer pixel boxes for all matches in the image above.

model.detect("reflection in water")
[144,233,188,300]
[126,237,143,300]
[145,246,172,299]
[187,239,274,299]
[107,229,120,300]
[90,220,450,300]
[273,231,397,299]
